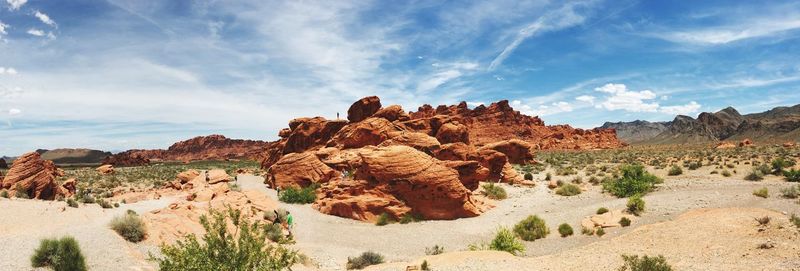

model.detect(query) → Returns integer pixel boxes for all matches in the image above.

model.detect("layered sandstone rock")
[268,152,339,189]
[1,152,65,200]
[372,105,411,122]
[315,146,483,221]
[96,164,114,175]
[784,142,797,148]
[739,138,755,147]
[478,139,534,164]
[283,117,348,154]
[715,141,736,149]
[102,150,151,167]
[347,96,382,122]
[329,117,403,149]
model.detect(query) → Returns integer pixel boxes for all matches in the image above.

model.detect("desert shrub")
[425,245,445,255]
[753,188,769,198]
[555,183,581,196]
[589,176,600,185]
[618,254,673,271]
[481,183,507,200]
[571,176,583,184]
[64,198,78,208]
[581,226,594,235]
[597,207,609,214]
[153,208,298,271]
[755,164,771,175]
[596,227,606,236]
[626,195,645,216]
[421,260,429,271]
[790,214,800,228]
[781,185,799,199]
[375,213,392,226]
[490,227,525,255]
[278,184,318,204]
[110,212,147,243]
[30,236,87,271]
[744,169,764,181]
[524,172,533,181]
[545,173,552,181]
[264,208,288,224]
[667,166,682,176]
[619,217,631,227]
[346,251,384,270]
[0,190,8,198]
[784,169,800,182]
[97,199,113,209]
[603,165,661,198]
[771,158,795,175]
[710,170,719,175]
[558,223,573,237]
[513,215,549,241]
[399,213,421,224]
[14,184,29,199]
[721,170,732,177]
[687,162,701,170]
[80,193,95,204]
[264,223,285,243]
[755,216,770,226]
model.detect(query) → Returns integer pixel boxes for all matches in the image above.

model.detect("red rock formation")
[105,135,269,165]
[283,117,348,154]
[409,100,624,149]
[739,138,755,147]
[347,96,382,122]
[478,139,535,164]
[377,131,441,154]
[268,152,339,189]
[715,141,736,149]
[96,164,114,175]
[784,142,797,148]
[329,117,404,149]
[372,105,411,122]
[435,121,469,144]
[1,152,65,200]
[314,146,483,221]
[102,150,152,167]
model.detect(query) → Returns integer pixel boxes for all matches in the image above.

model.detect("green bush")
[597,207,609,215]
[603,165,661,198]
[667,166,682,176]
[555,183,581,196]
[30,236,87,271]
[524,172,533,181]
[755,164,771,175]
[481,183,507,200]
[618,254,673,271]
[399,213,422,224]
[97,199,113,209]
[558,223,573,237]
[781,185,799,199]
[545,173,552,181]
[687,162,701,170]
[421,260,429,271]
[375,213,392,226]
[346,251,384,270]
[771,158,795,175]
[513,215,549,241]
[110,212,147,243]
[152,208,298,271]
[278,184,318,204]
[626,195,645,216]
[620,217,632,227]
[721,170,732,177]
[790,214,800,228]
[490,227,525,255]
[1,190,8,198]
[425,245,445,255]
[784,169,800,182]
[14,184,29,199]
[264,223,285,243]
[596,227,605,237]
[753,187,769,198]
[744,169,764,181]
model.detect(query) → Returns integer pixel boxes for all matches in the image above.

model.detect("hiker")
[205,171,209,182]
[286,211,294,236]
[337,112,340,120]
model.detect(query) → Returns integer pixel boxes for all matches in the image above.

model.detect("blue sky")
[2,0,800,155]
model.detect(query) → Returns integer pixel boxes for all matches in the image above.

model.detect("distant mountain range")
[601,104,800,145]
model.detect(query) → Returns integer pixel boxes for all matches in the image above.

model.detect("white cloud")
[0,67,18,75]
[34,10,57,27]
[575,95,595,103]
[514,100,573,117]
[489,1,595,70]
[659,101,701,115]
[649,12,800,45]
[6,0,26,10]
[417,70,462,92]
[8,108,21,115]
[594,83,659,112]
[466,101,484,108]
[27,28,44,36]
[0,21,8,35]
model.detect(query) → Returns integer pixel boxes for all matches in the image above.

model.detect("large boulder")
[329,117,403,149]
[206,169,232,184]
[283,117,348,154]
[268,152,340,189]
[372,105,410,122]
[436,122,469,144]
[96,164,114,175]
[478,139,535,164]
[347,96,382,123]
[739,138,755,147]
[435,143,474,161]
[316,146,483,221]
[1,152,65,200]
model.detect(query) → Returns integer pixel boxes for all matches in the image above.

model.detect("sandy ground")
[2,169,799,270]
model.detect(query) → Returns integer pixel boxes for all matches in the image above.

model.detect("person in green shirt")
[286,211,294,237]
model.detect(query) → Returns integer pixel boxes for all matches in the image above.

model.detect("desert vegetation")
[30,236,87,271]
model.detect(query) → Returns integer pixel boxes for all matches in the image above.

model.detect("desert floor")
[1,168,799,270]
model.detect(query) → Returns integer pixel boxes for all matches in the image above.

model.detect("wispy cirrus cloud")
[34,10,57,27]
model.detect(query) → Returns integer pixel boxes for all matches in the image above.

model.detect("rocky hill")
[36,148,112,165]
[257,96,623,222]
[103,135,270,166]
[600,104,800,145]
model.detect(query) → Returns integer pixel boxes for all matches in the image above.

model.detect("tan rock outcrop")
[715,141,736,149]
[96,164,114,175]
[206,169,231,184]
[1,152,65,200]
